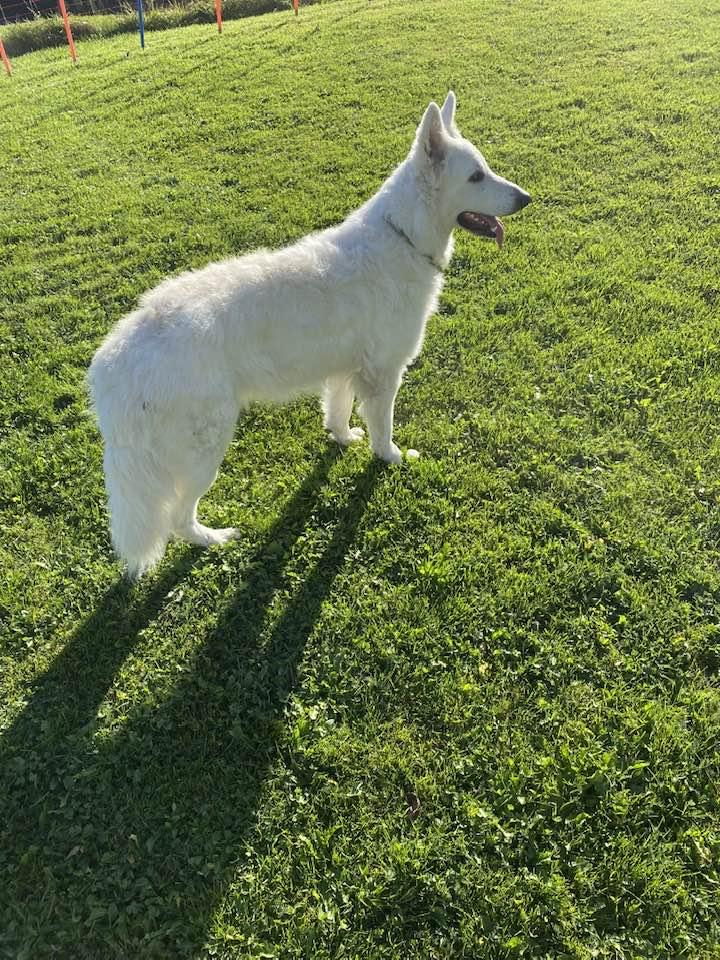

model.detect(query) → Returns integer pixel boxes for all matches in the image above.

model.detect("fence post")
[136,0,145,48]
[214,0,222,33]
[0,37,11,76]
[58,0,77,63]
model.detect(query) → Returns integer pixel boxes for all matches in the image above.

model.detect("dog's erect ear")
[417,101,447,167]
[440,90,460,137]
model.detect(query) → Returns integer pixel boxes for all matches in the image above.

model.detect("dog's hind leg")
[322,376,365,446]
[173,484,239,549]
[170,430,239,550]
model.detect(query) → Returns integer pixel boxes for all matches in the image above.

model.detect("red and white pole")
[0,37,11,76]
[58,0,77,63]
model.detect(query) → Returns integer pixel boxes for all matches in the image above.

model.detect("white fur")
[88,92,529,578]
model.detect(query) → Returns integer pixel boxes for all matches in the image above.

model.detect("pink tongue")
[494,217,505,249]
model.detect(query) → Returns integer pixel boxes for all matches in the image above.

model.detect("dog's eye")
[468,169,485,183]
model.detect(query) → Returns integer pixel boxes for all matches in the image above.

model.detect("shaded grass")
[1,0,720,957]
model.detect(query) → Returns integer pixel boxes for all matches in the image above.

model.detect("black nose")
[514,189,531,210]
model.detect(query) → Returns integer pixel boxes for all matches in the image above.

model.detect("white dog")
[89,92,530,578]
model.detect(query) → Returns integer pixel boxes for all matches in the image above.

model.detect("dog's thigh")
[167,399,237,510]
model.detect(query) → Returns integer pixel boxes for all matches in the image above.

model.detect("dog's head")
[413,91,530,246]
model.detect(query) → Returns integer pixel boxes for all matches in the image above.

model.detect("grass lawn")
[0,0,323,59]
[1,0,720,956]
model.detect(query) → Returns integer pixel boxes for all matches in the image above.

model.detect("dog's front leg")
[323,376,365,446]
[358,368,404,464]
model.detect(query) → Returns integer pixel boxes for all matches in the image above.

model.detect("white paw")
[330,426,366,446]
[183,524,239,548]
[405,448,420,461]
[207,526,240,547]
[375,442,402,465]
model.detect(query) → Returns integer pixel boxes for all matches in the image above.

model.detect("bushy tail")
[103,444,176,579]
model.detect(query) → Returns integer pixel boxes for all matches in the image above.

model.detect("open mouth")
[457,211,505,248]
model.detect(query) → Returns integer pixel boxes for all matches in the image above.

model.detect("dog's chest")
[369,266,443,359]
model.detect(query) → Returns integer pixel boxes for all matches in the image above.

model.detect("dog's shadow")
[1,447,381,956]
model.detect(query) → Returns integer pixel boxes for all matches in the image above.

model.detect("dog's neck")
[383,214,445,273]
[363,159,455,272]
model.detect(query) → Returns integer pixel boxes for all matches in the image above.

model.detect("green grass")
[0,0,325,59]
[1,0,720,956]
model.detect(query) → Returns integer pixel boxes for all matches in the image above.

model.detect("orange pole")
[293,0,298,13]
[0,38,11,76]
[57,0,77,63]
[214,0,222,33]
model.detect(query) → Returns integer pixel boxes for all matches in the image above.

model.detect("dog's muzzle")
[457,211,506,247]
[457,189,531,248]
[513,189,531,211]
